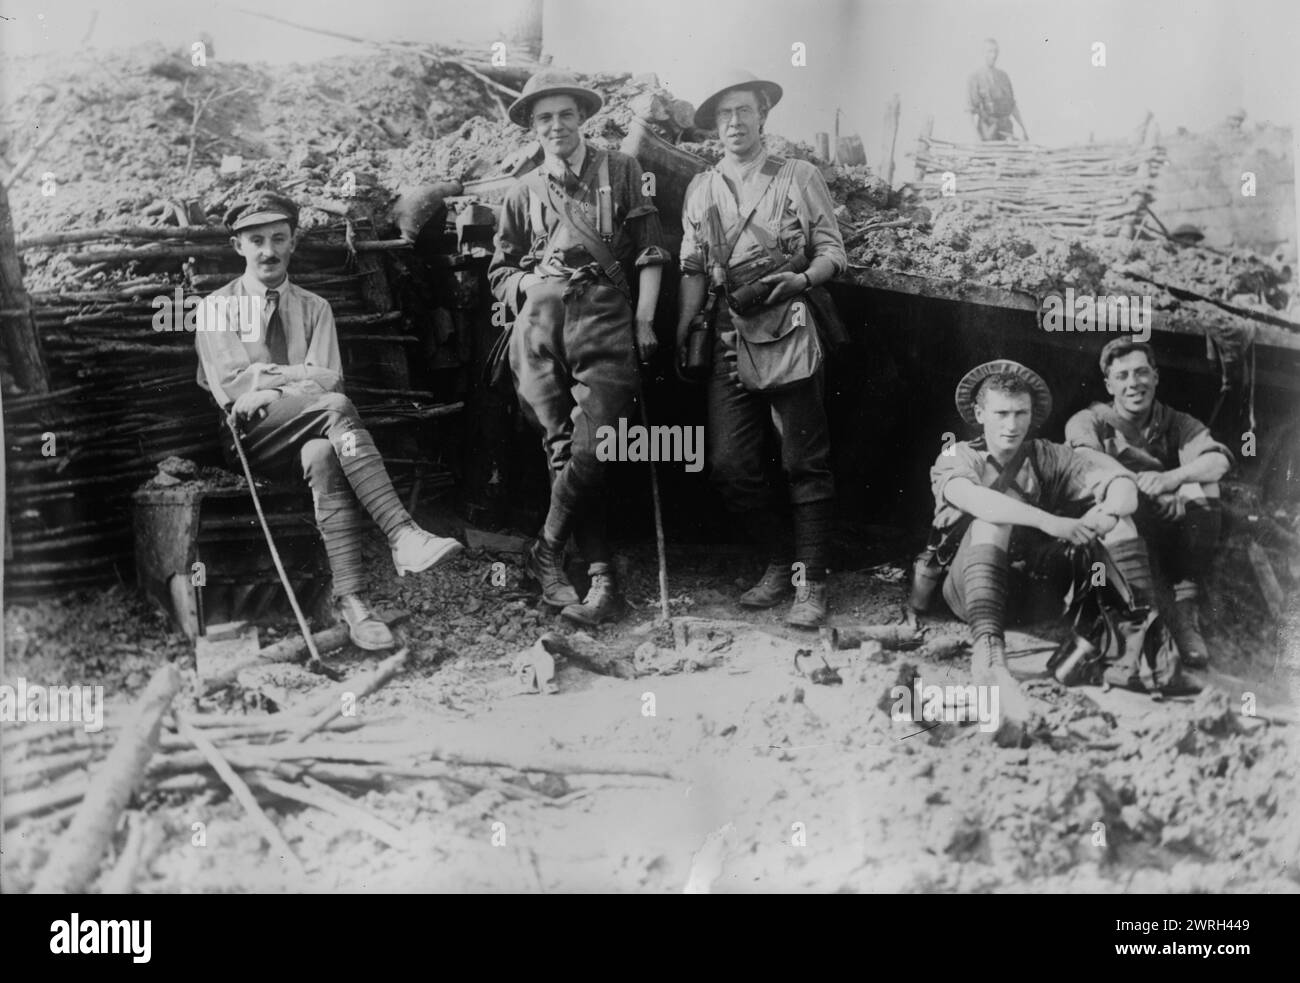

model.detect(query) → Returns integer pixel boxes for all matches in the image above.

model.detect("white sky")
[1,0,1296,159]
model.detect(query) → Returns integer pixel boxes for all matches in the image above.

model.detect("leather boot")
[785,581,828,628]
[561,571,622,626]
[526,538,580,607]
[391,523,463,577]
[337,594,394,651]
[1170,598,1209,669]
[740,563,794,609]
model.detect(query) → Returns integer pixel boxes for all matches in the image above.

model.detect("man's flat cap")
[225,193,300,233]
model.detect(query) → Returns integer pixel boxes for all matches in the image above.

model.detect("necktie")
[264,289,287,364]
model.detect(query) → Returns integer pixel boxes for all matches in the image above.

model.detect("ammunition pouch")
[726,254,808,317]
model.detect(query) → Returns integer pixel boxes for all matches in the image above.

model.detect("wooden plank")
[836,265,1300,355]
[841,264,1039,312]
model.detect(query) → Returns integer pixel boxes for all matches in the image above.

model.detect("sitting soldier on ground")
[924,360,1152,738]
[1065,339,1231,668]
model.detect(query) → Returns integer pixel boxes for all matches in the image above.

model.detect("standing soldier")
[676,70,847,628]
[967,38,1029,142]
[488,71,669,625]
[1065,339,1232,667]
[196,193,463,651]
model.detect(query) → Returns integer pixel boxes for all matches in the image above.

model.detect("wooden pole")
[881,94,901,188]
[32,664,181,893]
[175,713,307,879]
[1,104,71,191]
[915,116,934,183]
[503,0,544,60]
[0,184,50,394]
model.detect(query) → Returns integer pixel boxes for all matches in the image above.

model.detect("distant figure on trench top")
[967,38,1029,142]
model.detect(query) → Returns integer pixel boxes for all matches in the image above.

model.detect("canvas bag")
[1047,542,1186,694]
[704,158,822,392]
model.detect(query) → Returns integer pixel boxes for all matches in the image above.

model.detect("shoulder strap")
[597,153,613,240]
[988,438,1034,494]
[537,154,631,300]
[527,184,545,238]
[930,437,1036,565]
[705,156,784,269]
[743,161,800,266]
[1025,439,1045,492]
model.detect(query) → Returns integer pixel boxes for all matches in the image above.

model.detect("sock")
[315,491,368,597]
[793,499,833,582]
[331,428,410,541]
[963,543,1009,643]
[1175,500,1220,595]
[1106,536,1155,606]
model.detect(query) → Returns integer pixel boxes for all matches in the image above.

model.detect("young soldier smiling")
[1066,339,1232,667]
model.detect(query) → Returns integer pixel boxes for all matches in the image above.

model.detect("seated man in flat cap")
[488,70,669,626]
[926,360,1152,733]
[1065,339,1232,667]
[195,193,462,651]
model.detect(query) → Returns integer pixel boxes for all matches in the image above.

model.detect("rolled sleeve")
[1172,412,1235,471]
[930,444,985,520]
[620,157,670,268]
[1064,408,1105,453]
[1047,442,1131,507]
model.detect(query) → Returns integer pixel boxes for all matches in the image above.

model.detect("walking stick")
[635,378,671,624]
[224,412,335,678]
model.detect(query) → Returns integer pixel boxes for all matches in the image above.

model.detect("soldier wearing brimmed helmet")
[488,70,671,625]
[675,69,847,629]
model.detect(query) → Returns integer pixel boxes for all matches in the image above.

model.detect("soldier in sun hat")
[488,70,671,625]
[675,68,847,629]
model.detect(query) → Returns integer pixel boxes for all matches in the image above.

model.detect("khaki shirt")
[967,66,1017,120]
[487,143,670,314]
[680,152,846,344]
[930,437,1130,530]
[1065,400,1234,475]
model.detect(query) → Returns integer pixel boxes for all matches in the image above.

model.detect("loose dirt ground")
[4,522,1297,894]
